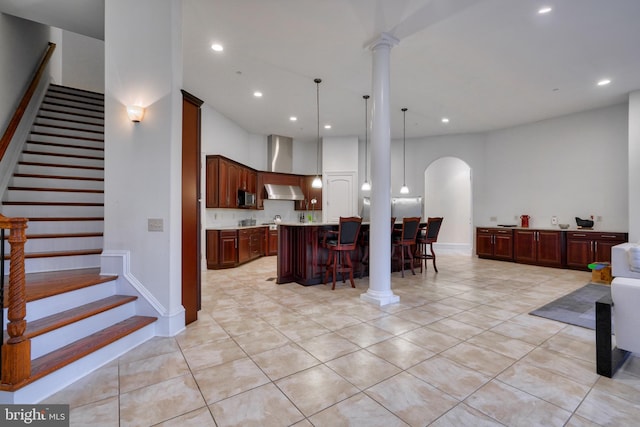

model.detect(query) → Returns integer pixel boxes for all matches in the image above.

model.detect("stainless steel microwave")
[238,190,256,207]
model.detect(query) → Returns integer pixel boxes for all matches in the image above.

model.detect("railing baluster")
[0,214,29,386]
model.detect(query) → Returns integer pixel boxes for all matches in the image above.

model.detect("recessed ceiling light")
[324,124,331,129]
[289,116,297,121]
[211,43,223,52]
[538,6,552,14]
[441,118,450,123]
[597,79,611,86]
[253,91,263,97]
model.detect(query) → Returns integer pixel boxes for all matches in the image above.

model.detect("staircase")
[1,84,156,403]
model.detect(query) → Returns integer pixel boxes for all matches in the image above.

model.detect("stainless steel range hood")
[267,135,293,173]
[264,183,305,201]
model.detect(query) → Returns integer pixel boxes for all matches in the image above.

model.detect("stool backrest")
[338,216,362,245]
[425,217,443,242]
[401,217,421,242]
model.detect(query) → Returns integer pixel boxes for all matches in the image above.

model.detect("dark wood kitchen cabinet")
[566,231,628,270]
[514,229,564,267]
[206,155,258,209]
[296,175,323,211]
[207,227,267,269]
[267,229,278,256]
[476,227,513,261]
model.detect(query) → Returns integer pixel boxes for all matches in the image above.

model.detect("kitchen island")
[277,222,414,285]
[277,222,339,285]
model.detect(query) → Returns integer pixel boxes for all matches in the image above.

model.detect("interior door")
[324,172,356,223]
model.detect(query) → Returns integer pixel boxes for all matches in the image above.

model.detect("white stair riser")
[4,236,103,253]
[22,253,101,274]
[31,124,103,139]
[5,190,104,203]
[0,324,154,404]
[16,164,104,179]
[0,204,104,217]
[35,117,103,133]
[2,281,115,326]
[11,176,104,191]
[20,153,103,168]
[41,102,103,118]
[49,86,104,99]
[25,220,104,234]
[38,110,103,125]
[44,93,104,112]
[30,302,137,359]
[45,92,104,106]
[25,142,103,159]
[30,131,104,146]
[28,134,103,149]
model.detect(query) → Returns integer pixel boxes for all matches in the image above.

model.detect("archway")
[424,157,472,255]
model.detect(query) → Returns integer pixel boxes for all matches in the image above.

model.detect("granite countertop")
[478,225,627,233]
[207,224,270,231]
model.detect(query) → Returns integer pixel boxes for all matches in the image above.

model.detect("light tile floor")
[43,255,640,426]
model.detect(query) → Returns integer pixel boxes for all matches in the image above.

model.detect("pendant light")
[400,107,409,194]
[311,78,323,189]
[361,95,371,191]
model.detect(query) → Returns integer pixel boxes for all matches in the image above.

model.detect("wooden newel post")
[1,216,30,385]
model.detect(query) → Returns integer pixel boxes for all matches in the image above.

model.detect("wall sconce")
[127,105,145,122]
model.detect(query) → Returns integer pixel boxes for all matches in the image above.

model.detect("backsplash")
[205,199,321,227]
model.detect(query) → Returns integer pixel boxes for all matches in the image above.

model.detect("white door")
[324,172,357,223]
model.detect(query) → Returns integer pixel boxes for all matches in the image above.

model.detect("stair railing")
[0,42,56,162]
[0,214,29,385]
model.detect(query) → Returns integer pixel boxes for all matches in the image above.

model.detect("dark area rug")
[529,283,611,330]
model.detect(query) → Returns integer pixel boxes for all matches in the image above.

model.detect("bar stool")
[391,217,421,277]
[359,217,396,278]
[323,216,362,289]
[415,217,443,273]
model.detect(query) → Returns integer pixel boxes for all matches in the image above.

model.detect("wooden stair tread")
[37,114,104,127]
[3,201,104,206]
[27,217,104,222]
[0,316,156,391]
[4,295,138,341]
[3,268,116,307]
[26,232,103,239]
[23,150,103,161]
[18,161,104,171]
[7,186,104,194]
[20,248,103,260]
[14,173,103,182]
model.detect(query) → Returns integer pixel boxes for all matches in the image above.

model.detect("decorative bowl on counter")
[558,223,570,229]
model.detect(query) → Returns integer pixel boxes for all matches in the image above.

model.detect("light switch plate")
[148,218,163,232]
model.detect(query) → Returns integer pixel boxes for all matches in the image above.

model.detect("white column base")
[360,289,400,306]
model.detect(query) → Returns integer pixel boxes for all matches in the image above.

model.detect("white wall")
[483,103,628,231]
[0,13,50,133]
[104,0,183,328]
[60,30,104,93]
[629,92,640,242]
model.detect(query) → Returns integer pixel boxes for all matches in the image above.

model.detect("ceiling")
[3,0,640,143]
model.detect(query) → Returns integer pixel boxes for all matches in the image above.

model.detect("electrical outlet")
[490,216,497,222]
[551,216,558,225]
[597,216,603,222]
[514,215,519,220]
[148,218,163,232]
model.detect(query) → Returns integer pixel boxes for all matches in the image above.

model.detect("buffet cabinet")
[513,229,564,267]
[476,227,627,271]
[565,231,628,269]
[476,227,514,261]
[207,227,267,269]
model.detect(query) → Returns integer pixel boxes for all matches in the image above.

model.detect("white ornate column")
[361,33,400,306]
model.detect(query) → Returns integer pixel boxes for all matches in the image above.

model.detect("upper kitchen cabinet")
[296,175,323,210]
[206,155,257,208]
